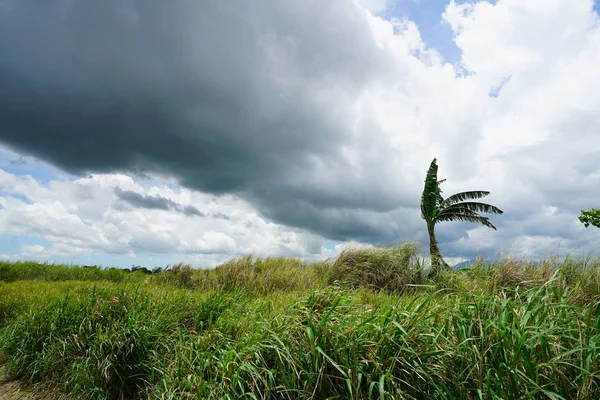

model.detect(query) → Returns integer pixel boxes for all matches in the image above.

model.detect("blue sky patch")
[383,0,462,63]
[0,236,50,256]
[489,76,512,98]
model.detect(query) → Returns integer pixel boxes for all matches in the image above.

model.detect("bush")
[328,242,424,293]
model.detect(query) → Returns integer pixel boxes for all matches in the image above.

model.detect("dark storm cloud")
[114,187,211,218]
[115,188,174,211]
[182,205,205,217]
[0,0,414,243]
[211,212,231,221]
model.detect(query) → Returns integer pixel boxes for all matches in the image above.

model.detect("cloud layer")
[0,0,599,263]
[0,168,330,265]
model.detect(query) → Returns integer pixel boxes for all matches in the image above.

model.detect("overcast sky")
[0,0,599,268]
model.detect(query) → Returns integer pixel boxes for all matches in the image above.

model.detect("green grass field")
[1,244,599,399]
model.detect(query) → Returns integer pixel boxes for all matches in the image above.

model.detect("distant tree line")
[82,265,164,274]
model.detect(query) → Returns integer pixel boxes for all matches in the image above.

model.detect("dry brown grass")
[328,242,425,293]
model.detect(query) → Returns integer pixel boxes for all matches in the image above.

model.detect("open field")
[1,244,600,399]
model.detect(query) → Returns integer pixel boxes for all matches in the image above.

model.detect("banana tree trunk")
[427,222,443,277]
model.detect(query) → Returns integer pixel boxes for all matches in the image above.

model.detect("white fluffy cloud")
[0,168,336,266]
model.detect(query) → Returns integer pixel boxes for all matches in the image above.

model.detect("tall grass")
[1,246,600,399]
[152,256,331,293]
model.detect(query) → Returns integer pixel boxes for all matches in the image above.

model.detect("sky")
[0,0,599,268]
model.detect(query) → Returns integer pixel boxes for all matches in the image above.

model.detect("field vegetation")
[1,244,600,399]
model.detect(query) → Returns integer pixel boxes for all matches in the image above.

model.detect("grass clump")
[1,286,168,399]
[207,255,329,293]
[152,262,197,289]
[328,242,424,293]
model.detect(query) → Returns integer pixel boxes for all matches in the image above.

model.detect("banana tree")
[421,158,503,277]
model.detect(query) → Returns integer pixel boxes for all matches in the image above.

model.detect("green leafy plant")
[579,208,600,228]
[3,261,600,400]
[421,158,503,277]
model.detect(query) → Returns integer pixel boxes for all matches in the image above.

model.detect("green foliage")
[2,253,600,399]
[579,208,600,228]
[1,286,165,398]
[420,159,443,223]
